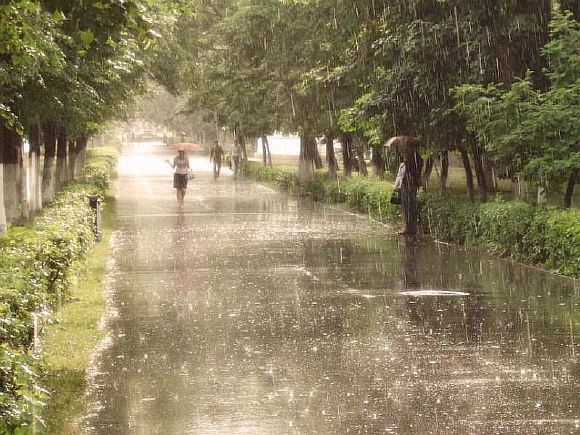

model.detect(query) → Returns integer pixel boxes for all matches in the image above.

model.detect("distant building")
[256,133,300,156]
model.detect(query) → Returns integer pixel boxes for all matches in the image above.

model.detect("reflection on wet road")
[84,144,580,434]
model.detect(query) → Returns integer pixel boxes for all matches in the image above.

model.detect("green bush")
[0,344,44,434]
[341,178,400,223]
[419,194,480,244]
[242,163,579,277]
[0,147,118,431]
[477,199,536,256]
[537,209,580,275]
[84,147,119,190]
[240,161,299,191]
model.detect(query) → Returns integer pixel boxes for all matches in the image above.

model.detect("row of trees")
[155,0,578,206]
[0,0,190,232]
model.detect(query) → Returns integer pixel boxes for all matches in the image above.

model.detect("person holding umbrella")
[386,136,424,235]
[166,145,191,208]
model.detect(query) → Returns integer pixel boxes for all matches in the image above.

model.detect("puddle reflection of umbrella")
[169,142,204,153]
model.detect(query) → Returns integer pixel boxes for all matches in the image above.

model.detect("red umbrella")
[169,142,204,153]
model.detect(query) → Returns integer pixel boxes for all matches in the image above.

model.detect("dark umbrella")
[384,136,422,155]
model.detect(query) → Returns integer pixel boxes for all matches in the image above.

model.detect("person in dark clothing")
[210,140,224,180]
[391,136,424,235]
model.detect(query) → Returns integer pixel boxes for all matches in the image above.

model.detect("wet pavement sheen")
[83,144,580,434]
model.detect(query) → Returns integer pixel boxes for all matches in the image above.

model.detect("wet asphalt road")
[83,144,580,434]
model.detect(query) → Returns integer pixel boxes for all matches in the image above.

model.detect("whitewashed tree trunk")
[42,156,56,205]
[19,158,29,221]
[298,132,315,181]
[3,162,20,223]
[0,164,7,234]
[537,185,547,207]
[28,151,42,212]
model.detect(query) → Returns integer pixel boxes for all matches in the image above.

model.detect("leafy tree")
[452,10,579,207]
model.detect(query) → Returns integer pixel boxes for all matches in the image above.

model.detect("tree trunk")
[56,125,68,190]
[459,145,475,201]
[0,162,5,233]
[263,135,272,166]
[29,121,42,212]
[68,137,77,180]
[261,136,267,165]
[312,137,323,169]
[2,123,26,224]
[422,156,434,189]
[341,133,354,177]
[299,131,315,180]
[473,145,487,201]
[238,134,248,161]
[371,143,385,178]
[325,131,337,179]
[537,184,548,206]
[354,137,368,177]
[42,122,57,204]
[75,135,88,176]
[0,125,6,233]
[563,169,578,208]
[483,153,496,193]
[440,150,449,195]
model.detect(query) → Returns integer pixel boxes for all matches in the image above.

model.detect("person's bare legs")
[180,188,186,206]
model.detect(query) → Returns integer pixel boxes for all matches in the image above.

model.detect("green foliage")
[240,161,299,191]
[242,161,400,224]
[0,148,118,431]
[421,194,580,276]
[419,194,481,244]
[84,147,120,189]
[0,344,44,434]
[245,161,580,277]
[477,200,536,255]
[524,209,580,276]
[341,178,400,223]
[451,11,580,195]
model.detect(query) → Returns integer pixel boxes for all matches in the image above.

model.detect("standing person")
[166,149,190,208]
[231,142,241,180]
[389,136,423,235]
[209,140,224,180]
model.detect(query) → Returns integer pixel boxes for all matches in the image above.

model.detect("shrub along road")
[241,161,580,278]
[83,144,579,434]
[0,147,118,433]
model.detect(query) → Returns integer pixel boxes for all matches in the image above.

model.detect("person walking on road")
[166,149,190,208]
[210,140,224,180]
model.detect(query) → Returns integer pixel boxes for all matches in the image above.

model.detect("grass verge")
[41,195,116,434]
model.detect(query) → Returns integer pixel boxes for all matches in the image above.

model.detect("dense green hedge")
[242,161,580,277]
[420,196,580,275]
[241,161,401,224]
[0,147,118,433]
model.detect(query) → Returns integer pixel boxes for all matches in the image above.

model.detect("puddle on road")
[83,146,580,435]
[399,290,470,297]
